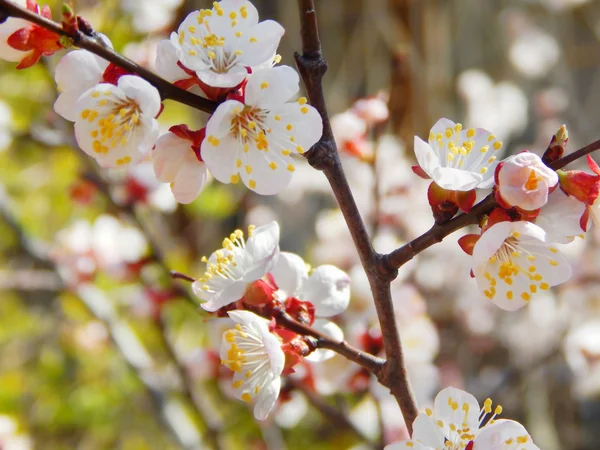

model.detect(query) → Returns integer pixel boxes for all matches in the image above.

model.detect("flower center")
[222,323,276,402]
[229,105,270,149]
[80,92,142,165]
[524,169,542,191]
[197,226,255,293]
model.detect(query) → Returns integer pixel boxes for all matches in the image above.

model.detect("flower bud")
[557,155,600,206]
[495,151,558,211]
[542,124,568,165]
[243,277,278,306]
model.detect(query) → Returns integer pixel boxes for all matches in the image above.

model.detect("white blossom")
[496,152,558,211]
[472,221,571,311]
[414,118,503,191]
[192,221,280,311]
[220,310,284,420]
[171,0,284,88]
[535,188,586,243]
[74,75,161,168]
[385,387,540,450]
[54,35,112,121]
[201,65,322,194]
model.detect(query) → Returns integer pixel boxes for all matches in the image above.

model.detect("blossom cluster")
[0,0,323,201]
[411,119,596,311]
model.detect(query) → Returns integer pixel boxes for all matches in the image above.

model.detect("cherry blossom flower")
[201,65,323,194]
[495,152,558,211]
[414,118,503,191]
[385,387,540,450]
[270,251,350,361]
[472,220,571,311]
[54,36,112,121]
[152,125,209,204]
[192,221,280,311]
[74,75,161,168]
[220,310,284,420]
[121,0,184,34]
[171,0,284,88]
[155,40,195,87]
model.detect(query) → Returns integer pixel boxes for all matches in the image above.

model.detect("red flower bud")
[243,277,278,306]
[557,155,600,206]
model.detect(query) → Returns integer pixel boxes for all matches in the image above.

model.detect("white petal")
[410,413,447,447]
[239,141,294,195]
[245,66,300,108]
[429,118,458,139]
[414,136,439,180]
[305,319,344,362]
[474,419,540,450]
[195,279,247,312]
[536,189,586,243]
[236,20,285,67]
[118,75,162,118]
[55,49,108,93]
[253,376,280,420]
[385,442,432,450]
[196,66,248,89]
[155,39,189,83]
[243,221,280,280]
[299,265,350,317]
[267,102,323,152]
[431,165,483,191]
[434,387,480,431]
[54,90,85,122]
[201,133,239,184]
[472,221,513,264]
[270,251,308,297]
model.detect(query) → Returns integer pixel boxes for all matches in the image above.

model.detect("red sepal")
[284,297,315,326]
[580,207,591,232]
[102,63,132,85]
[168,125,206,161]
[458,234,480,256]
[243,275,278,306]
[427,182,458,224]
[411,165,430,180]
[456,189,476,213]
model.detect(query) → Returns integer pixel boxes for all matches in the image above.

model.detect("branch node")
[305,139,336,170]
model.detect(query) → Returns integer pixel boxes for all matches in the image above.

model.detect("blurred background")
[1,0,600,448]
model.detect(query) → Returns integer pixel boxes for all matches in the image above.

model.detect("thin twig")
[0,0,217,113]
[294,0,419,432]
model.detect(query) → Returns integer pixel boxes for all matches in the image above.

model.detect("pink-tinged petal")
[195,278,247,312]
[155,40,189,83]
[117,75,161,118]
[171,160,209,204]
[474,419,540,450]
[152,132,190,183]
[305,319,344,362]
[270,251,308,297]
[236,20,285,67]
[434,387,481,431]
[410,414,447,447]
[414,136,440,180]
[299,265,350,317]
[245,66,299,108]
[253,375,280,420]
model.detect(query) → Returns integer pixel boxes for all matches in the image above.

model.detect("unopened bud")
[542,124,568,165]
[243,279,276,306]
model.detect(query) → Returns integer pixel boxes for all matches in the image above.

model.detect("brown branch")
[384,138,600,271]
[294,0,419,433]
[0,0,217,113]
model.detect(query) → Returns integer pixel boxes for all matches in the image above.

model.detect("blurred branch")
[294,0,419,433]
[287,379,377,448]
[384,138,600,270]
[0,0,217,113]
[0,185,219,450]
